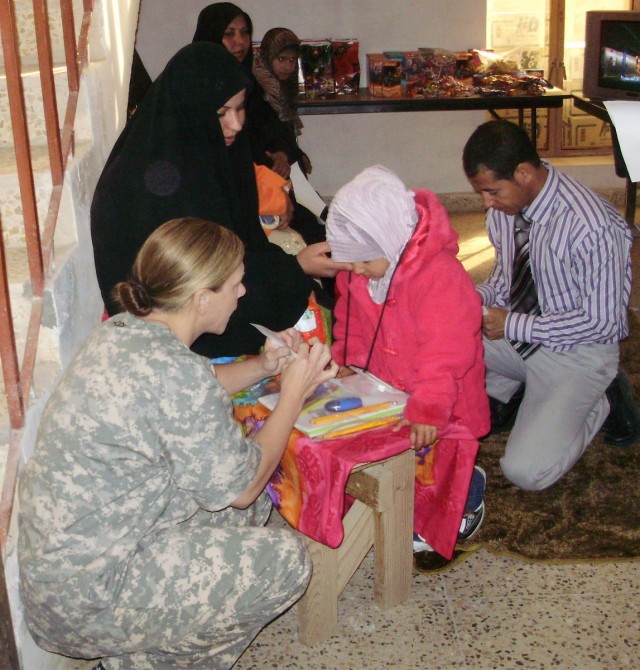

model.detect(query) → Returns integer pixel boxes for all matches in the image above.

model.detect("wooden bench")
[296,449,414,646]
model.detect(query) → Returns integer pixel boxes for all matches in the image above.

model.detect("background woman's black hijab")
[90,42,312,357]
[193,3,254,70]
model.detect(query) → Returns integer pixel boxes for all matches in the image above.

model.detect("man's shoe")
[91,663,106,670]
[602,370,640,447]
[488,384,525,434]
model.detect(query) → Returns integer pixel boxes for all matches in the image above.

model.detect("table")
[572,95,638,228]
[298,87,571,142]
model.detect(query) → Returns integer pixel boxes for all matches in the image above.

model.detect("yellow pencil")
[322,416,400,440]
[310,401,397,425]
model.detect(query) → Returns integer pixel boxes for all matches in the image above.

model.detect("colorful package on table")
[331,38,360,95]
[367,53,403,97]
[300,39,335,98]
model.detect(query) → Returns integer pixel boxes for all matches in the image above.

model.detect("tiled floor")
[235,543,640,670]
[233,206,640,670]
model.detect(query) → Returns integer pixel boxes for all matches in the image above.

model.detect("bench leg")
[373,449,414,609]
[297,536,339,646]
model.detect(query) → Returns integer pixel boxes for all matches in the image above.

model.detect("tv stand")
[572,95,638,229]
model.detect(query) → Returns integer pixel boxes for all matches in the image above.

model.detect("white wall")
[135,1,626,199]
[135,0,489,196]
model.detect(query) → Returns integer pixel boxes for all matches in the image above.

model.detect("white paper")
[603,101,640,182]
[289,162,328,219]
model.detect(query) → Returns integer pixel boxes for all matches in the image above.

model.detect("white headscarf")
[327,165,418,303]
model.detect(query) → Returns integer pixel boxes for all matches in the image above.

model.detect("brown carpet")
[416,215,640,571]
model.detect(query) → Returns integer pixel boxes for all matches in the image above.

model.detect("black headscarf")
[193,3,254,69]
[90,42,312,357]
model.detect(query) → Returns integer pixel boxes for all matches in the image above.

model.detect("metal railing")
[0,0,94,547]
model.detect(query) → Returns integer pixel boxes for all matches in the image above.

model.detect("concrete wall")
[134,0,626,200]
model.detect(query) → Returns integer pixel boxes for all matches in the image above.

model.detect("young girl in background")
[327,165,491,564]
[254,27,312,178]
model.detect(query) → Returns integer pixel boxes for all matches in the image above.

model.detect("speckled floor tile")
[450,590,639,670]
[441,548,640,600]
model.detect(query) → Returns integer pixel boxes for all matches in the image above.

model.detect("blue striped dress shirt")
[476,162,632,351]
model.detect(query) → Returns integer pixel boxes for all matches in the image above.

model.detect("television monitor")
[583,10,640,101]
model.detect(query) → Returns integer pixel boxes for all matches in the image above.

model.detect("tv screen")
[583,11,640,100]
[599,20,640,94]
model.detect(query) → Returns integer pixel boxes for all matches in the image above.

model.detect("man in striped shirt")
[463,120,639,491]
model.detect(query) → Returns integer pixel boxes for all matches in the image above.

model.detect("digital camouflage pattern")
[18,314,311,669]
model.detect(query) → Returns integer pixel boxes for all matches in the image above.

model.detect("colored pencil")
[310,401,398,425]
[322,416,400,440]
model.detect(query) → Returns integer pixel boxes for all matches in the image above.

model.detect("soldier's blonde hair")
[114,217,245,316]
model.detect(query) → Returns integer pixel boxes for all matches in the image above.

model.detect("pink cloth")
[267,420,478,558]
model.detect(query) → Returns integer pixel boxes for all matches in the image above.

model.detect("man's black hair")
[462,120,542,180]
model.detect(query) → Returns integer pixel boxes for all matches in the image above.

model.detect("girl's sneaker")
[458,465,486,541]
[413,531,433,553]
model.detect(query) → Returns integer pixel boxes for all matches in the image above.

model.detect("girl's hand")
[394,419,438,450]
[336,366,356,379]
[259,328,302,375]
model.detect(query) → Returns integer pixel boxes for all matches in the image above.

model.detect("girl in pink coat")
[327,165,491,560]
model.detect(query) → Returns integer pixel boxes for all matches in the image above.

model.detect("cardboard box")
[367,53,403,97]
[300,40,335,98]
[331,39,360,95]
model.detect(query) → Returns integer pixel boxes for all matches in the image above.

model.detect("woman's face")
[222,15,251,63]
[206,262,246,333]
[217,89,246,146]
[272,48,298,81]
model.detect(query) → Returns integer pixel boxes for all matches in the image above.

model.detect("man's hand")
[482,306,508,340]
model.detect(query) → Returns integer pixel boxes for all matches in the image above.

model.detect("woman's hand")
[258,328,301,375]
[266,151,291,178]
[297,242,353,278]
[394,419,438,450]
[336,365,356,379]
[279,339,338,404]
[276,194,294,230]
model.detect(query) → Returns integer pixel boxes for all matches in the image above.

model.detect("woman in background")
[91,42,344,358]
[254,27,311,177]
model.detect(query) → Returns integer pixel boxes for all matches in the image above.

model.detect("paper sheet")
[603,101,640,182]
[289,161,328,219]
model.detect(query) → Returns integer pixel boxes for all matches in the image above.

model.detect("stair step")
[0,138,91,246]
[0,0,87,69]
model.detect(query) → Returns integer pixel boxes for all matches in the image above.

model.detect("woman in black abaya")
[91,43,345,357]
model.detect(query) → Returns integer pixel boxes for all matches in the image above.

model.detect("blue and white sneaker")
[413,531,433,553]
[458,466,486,541]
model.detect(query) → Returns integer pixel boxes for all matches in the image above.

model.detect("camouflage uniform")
[18,314,311,669]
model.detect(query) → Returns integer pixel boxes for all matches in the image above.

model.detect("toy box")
[300,40,335,98]
[367,53,403,97]
[331,38,360,95]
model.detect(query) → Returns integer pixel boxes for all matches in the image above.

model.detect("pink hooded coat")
[331,189,490,556]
